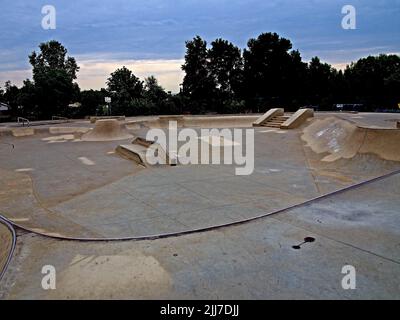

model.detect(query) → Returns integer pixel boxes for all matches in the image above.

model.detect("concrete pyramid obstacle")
[116,136,176,167]
[81,119,133,141]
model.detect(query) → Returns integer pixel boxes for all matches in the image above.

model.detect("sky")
[0,0,399,92]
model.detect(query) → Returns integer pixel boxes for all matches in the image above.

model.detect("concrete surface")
[1,173,399,299]
[0,112,399,299]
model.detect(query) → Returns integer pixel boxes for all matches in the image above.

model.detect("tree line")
[1,33,399,121]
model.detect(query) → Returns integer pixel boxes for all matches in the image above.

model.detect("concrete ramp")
[281,108,314,129]
[116,137,176,167]
[252,108,284,127]
[89,116,125,124]
[302,116,400,162]
[116,144,149,167]
[81,119,133,141]
[0,169,101,238]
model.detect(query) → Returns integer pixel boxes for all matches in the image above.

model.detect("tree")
[78,89,107,117]
[2,81,20,117]
[307,57,336,108]
[142,76,169,114]
[17,79,37,118]
[283,50,308,109]
[208,39,244,113]
[29,40,79,80]
[106,66,144,115]
[144,76,167,103]
[182,36,215,113]
[345,54,400,109]
[29,40,80,118]
[243,32,295,110]
[208,39,243,96]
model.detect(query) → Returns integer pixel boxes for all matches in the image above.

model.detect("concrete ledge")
[49,127,90,135]
[132,137,175,165]
[0,127,89,137]
[252,108,284,127]
[281,108,314,129]
[11,128,35,137]
[132,136,154,148]
[116,144,149,167]
[89,116,125,124]
[117,137,176,167]
[126,115,259,129]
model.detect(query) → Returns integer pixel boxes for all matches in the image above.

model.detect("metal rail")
[1,168,399,242]
[0,216,16,283]
[17,117,30,127]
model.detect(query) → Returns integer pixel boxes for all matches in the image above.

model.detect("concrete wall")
[281,108,314,129]
[127,115,259,129]
[252,108,284,127]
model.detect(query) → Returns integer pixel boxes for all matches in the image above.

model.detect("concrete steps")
[253,108,284,127]
[261,115,290,128]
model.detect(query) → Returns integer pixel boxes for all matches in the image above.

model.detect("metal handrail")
[17,117,30,127]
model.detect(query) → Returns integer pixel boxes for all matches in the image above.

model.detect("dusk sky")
[0,0,399,92]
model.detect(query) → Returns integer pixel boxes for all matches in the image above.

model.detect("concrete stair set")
[262,115,290,128]
[253,108,314,129]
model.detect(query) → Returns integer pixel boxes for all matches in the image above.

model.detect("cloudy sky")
[0,0,399,92]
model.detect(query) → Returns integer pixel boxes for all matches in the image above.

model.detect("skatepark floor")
[0,112,400,299]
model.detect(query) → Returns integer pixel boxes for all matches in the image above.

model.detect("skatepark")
[1,110,400,299]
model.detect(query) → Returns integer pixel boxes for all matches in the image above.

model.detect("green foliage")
[4,36,400,120]
[2,81,21,117]
[29,40,79,81]
[142,76,167,114]
[243,32,309,111]
[17,79,37,118]
[208,39,243,96]
[106,66,144,115]
[344,54,400,109]
[27,40,80,119]
[78,89,107,117]
[181,36,216,109]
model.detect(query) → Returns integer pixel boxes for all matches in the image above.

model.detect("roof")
[0,102,9,111]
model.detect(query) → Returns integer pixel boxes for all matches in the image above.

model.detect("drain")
[292,236,316,250]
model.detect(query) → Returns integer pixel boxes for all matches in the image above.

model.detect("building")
[0,102,10,120]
